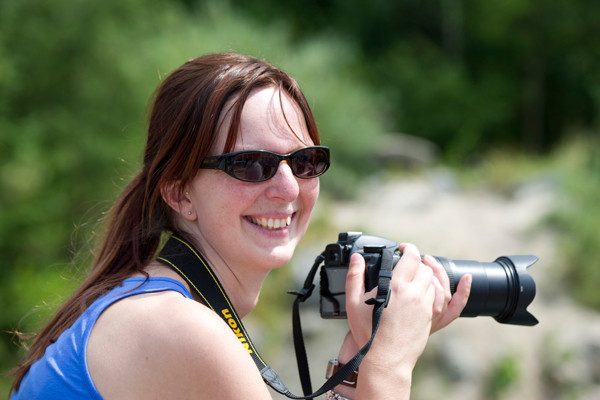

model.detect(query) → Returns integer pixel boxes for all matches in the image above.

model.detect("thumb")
[345,253,375,348]
[345,253,366,302]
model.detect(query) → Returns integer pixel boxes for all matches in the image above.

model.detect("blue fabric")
[11,277,193,400]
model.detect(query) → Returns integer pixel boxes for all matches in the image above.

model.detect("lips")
[247,215,292,230]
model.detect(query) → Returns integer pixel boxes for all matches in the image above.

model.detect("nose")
[265,161,300,201]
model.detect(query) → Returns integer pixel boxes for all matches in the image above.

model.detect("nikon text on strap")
[156,235,393,399]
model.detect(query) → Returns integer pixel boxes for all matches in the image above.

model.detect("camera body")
[319,232,539,326]
[320,232,398,318]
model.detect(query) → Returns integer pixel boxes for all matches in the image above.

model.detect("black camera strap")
[157,235,393,399]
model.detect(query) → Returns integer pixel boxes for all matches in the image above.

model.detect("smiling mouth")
[247,216,292,230]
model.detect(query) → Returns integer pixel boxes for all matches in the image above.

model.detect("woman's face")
[186,87,320,274]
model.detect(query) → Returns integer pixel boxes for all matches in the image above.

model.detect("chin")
[243,226,306,271]
[259,242,298,270]
[269,249,296,269]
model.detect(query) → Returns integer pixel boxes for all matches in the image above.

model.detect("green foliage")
[546,135,600,309]
[485,354,521,400]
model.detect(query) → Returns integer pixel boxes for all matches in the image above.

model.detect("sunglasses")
[199,146,330,182]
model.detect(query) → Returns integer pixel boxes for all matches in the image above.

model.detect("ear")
[160,181,196,221]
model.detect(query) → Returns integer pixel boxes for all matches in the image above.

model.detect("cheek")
[193,177,242,221]
[300,179,320,212]
[195,190,247,247]
[210,181,264,227]
[212,185,252,218]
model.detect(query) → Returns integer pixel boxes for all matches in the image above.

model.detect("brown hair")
[10,52,320,392]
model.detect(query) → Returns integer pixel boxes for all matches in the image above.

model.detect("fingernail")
[424,254,440,267]
[349,253,362,267]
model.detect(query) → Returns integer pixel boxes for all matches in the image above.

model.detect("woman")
[10,53,471,399]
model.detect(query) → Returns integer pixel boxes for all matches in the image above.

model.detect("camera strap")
[157,235,392,399]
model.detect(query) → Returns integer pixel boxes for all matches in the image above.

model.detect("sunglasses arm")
[199,157,221,170]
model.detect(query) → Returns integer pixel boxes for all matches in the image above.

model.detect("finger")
[345,253,366,304]
[420,270,437,322]
[410,261,435,299]
[396,243,422,281]
[426,277,437,309]
[432,274,472,332]
[423,255,451,303]
[345,253,373,346]
[431,276,446,315]
[448,274,472,315]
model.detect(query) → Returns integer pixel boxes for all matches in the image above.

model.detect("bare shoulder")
[87,289,271,400]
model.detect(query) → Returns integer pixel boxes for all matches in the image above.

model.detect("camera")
[319,232,538,326]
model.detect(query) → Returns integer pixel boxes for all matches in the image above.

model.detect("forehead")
[214,86,313,154]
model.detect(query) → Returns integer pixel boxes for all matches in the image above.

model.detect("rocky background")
[248,166,600,400]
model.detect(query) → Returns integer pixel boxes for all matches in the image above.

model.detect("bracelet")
[326,390,351,400]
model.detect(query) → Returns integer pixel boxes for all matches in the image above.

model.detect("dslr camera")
[320,232,538,326]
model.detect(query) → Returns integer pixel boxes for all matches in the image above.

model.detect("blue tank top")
[11,277,193,400]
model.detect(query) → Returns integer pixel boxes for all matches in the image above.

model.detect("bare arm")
[87,291,272,400]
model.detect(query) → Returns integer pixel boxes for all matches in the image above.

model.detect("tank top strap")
[95,277,194,312]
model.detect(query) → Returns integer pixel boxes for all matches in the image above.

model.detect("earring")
[187,211,192,215]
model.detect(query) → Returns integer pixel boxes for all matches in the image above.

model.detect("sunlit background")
[1,1,599,398]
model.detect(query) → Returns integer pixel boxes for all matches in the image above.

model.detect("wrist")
[356,359,413,400]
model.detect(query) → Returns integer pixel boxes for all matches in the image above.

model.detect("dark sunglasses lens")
[291,148,329,178]
[231,152,279,181]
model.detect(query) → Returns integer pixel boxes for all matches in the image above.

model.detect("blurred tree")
[227,0,600,160]
[0,0,168,383]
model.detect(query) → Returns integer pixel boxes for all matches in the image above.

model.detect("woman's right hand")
[344,243,436,399]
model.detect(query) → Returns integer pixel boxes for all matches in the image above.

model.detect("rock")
[375,133,440,168]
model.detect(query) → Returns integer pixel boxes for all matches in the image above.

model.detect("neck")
[211,257,268,318]
[161,235,268,319]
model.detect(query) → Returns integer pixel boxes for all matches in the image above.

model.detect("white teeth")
[248,216,292,230]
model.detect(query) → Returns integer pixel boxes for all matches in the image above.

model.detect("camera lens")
[434,255,538,326]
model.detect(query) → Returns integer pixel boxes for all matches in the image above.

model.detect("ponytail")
[9,168,171,393]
